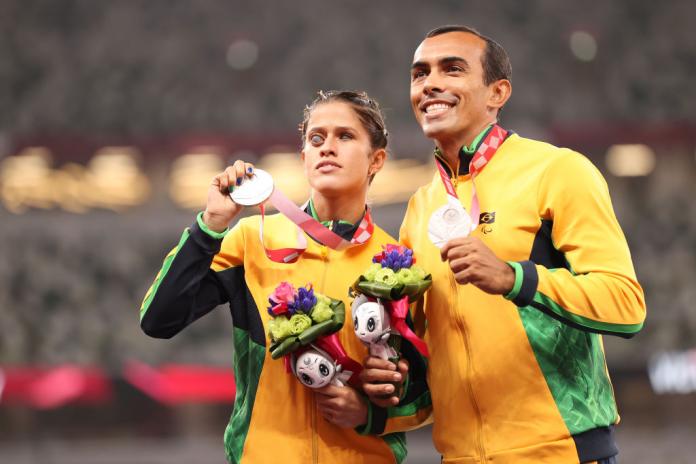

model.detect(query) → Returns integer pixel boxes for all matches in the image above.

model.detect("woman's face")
[301,101,383,198]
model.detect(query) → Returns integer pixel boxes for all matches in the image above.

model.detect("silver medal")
[229,168,274,206]
[428,202,472,249]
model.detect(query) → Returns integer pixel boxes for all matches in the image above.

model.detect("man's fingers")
[363,356,397,371]
[440,237,475,261]
[439,239,458,261]
[449,256,473,274]
[397,359,409,378]
[454,267,471,283]
[361,367,402,384]
[363,380,396,397]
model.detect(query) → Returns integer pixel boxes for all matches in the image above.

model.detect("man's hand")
[360,356,409,408]
[314,384,368,429]
[440,236,515,295]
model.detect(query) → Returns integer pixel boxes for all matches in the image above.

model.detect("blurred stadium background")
[1,1,695,463]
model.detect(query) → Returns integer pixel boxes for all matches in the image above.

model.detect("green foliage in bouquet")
[266,283,346,360]
[352,245,432,303]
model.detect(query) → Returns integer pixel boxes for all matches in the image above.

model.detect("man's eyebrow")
[411,56,469,70]
[439,56,469,70]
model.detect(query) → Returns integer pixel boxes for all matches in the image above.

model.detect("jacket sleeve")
[505,150,646,338]
[139,212,245,339]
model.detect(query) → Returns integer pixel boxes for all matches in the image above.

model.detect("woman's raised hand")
[202,160,255,233]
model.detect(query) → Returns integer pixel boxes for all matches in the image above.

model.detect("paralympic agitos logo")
[479,212,495,234]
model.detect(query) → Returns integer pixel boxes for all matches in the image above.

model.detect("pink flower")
[271,282,296,305]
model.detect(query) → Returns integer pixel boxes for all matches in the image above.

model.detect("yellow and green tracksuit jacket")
[140,208,432,464]
[400,130,646,464]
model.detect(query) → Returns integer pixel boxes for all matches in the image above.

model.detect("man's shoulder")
[505,133,592,169]
[506,133,573,156]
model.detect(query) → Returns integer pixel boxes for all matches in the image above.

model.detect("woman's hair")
[299,90,388,152]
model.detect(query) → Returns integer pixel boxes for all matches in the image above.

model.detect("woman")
[139,91,430,464]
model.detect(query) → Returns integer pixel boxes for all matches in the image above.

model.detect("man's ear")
[488,79,512,112]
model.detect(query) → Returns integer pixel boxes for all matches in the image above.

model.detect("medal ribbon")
[434,124,508,231]
[258,188,374,263]
[386,296,429,357]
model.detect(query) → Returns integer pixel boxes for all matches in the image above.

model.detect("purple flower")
[372,245,416,271]
[288,286,317,313]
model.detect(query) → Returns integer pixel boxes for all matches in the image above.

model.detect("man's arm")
[510,151,646,337]
[441,150,646,337]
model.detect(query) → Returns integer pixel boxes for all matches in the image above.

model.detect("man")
[362,25,646,464]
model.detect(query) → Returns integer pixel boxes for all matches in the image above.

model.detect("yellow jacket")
[400,132,646,464]
[141,210,431,463]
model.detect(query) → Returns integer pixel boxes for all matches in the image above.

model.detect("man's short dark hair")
[425,25,512,85]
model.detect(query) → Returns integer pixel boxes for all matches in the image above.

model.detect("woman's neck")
[310,192,366,224]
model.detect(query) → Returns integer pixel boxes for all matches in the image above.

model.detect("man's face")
[410,32,493,146]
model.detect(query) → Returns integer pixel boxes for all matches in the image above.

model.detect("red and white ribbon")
[258,188,374,263]
[434,124,508,231]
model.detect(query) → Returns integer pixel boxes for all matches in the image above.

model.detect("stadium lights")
[226,39,259,71]
[1,146,437,213]
[569,30,597,62]
[0,146,150,213]
[169,149,225,210]
[605,144,656,177]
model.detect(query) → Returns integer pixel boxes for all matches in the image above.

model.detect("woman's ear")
[368,148,387,177]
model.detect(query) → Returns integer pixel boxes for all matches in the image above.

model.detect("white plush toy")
[352,294,398,361]
[293,346,353,389]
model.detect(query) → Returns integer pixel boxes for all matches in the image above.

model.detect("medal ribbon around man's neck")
[433,124,508,231]
[258,188,374,263]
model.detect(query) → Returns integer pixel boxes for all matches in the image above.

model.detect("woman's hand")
[314,384,368,428]
[202,160,255,232]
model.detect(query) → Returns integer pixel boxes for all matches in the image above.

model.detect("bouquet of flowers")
[351,244,431,363]
[266,282,361,389]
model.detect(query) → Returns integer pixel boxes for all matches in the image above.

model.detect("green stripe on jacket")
[139,228,190,320]
[224,326,266,463]
[517,305,618,435]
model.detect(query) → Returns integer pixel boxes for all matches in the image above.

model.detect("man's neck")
[310,192,365,225]
[436,120,496,167]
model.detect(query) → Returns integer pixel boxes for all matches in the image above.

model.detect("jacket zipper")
[449,242,486,461]
[435,152,461,188]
